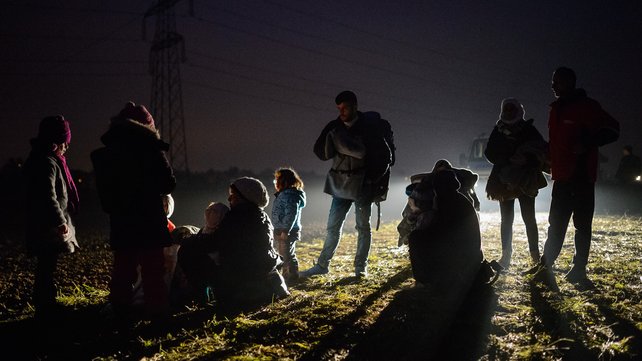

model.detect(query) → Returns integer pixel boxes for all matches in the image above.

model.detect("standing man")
[301,91,394,278]
[531,67,619,283]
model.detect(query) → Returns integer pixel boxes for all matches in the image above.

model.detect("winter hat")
[433,170,460,193]
[38,115,71,144]
[116,101,155,127]
[231,177,269,209]
[498,98,525,125]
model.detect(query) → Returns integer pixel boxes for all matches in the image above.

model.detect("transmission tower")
[145,0,190,172]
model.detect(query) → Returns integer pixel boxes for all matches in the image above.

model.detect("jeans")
[317,197,372,271]
[499,195,539,254]
[542,180,595,268]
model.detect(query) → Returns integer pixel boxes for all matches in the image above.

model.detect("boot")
[288,263,299,281]
[497,249,512,269]
[564,265,587,283]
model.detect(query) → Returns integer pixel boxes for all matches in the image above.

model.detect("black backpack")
[362,111,395,229]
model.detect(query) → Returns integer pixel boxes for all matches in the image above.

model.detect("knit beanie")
[231,177,269,209]
[116,101,155,127]
[434,170,460,193]
[38,115,71,144]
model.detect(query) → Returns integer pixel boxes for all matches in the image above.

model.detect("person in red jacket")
[529,67,619,283]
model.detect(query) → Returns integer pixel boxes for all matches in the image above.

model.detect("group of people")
[23,66,620,325]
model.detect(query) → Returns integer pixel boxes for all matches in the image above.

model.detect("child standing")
[271,168,306,282]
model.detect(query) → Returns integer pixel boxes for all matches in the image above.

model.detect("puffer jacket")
[90,118,176,250]
[271,188,306,234]
[548,89,619,182]
[23,140,78,256]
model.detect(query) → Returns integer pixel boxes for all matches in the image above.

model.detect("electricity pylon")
[145,0,190,172]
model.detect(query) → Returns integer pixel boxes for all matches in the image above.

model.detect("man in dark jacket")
[301,91,394,278]
[529,67,619,283]
[91,102,176,321]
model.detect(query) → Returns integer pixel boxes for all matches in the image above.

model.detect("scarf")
[55,154,80,214]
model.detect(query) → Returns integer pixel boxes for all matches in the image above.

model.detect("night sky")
[2,0,641,178]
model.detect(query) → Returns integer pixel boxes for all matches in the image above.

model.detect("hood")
[100,117,168,151]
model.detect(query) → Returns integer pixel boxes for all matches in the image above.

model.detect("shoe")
[300,264,329,278]
[523,262,544,276]
[355,268,368,278]
[564,265,587,283]
[497,251,512,269]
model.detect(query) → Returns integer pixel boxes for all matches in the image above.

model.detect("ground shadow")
[345,282,497,361]
[298,266,414,361]
[528,276,594,360]
[583,284,642,360]
[0,301,224,360]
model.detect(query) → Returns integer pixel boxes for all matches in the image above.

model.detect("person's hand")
[57,223,69,239]
[274,231,288,242]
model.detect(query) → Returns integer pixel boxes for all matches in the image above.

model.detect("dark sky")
[2,0,641,178]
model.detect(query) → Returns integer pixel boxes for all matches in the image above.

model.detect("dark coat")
[90,118,176,250]
[23,140,78,256]
[178,202,288,307]
[212,202,288,307]
[485,119,548,201]
[408,171,483,290]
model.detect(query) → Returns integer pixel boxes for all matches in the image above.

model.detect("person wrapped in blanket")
[397,159,480,246]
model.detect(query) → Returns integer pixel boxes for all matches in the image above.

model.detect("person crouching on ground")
[174,201,229,304]
[408,170,483,291]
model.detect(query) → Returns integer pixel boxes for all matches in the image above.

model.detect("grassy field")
[0,214,641,360]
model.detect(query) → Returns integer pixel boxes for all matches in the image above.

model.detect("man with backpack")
[301,90,395,278]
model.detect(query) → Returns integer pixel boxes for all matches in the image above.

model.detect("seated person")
[408,170,483,292]
[177,177,289,312]
[398,159,480,246]
[173,202,229,304]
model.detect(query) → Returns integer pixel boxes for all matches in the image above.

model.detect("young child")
[23,115,79,322]
[271,168,306,282]
[173,201,229,304]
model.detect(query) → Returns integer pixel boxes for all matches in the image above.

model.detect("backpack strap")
[375,201,381,231]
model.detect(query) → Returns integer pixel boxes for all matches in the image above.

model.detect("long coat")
[91,118,176,250]
[23,140,78,256]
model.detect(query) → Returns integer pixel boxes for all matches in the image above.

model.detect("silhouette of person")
[528,67,619,283]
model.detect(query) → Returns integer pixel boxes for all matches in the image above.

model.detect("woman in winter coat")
[91,102,176,321]
[214,177,289,312]
[271,167,306,283]
[484,98,548,268]
[178,177,289,312]
[23,115,79,322]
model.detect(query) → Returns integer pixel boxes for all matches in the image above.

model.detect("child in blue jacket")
[271,168,306,282]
